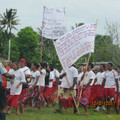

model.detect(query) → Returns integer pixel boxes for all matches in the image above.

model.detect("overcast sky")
[0,0,120,35]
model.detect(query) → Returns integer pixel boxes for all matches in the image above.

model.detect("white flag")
[42,6,66,39]
[54,23,96,71]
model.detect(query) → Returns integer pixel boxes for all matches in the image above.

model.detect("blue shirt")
[0,62,7,83]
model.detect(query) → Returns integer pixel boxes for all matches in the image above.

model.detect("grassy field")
[6,103,120,120]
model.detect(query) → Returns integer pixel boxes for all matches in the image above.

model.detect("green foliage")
[0,29,8,57]
[42,38,62,71]
[10,37,20,60]
[92,35,112,62]
[16,26,40,62]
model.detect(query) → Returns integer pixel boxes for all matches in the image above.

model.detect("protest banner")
[42,6,66,39]
[54,23,96,71]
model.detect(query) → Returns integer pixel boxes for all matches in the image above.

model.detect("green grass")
[6,103,120,120]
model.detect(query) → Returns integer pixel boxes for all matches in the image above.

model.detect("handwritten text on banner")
[42,6,66,39]
[54,23,96,70]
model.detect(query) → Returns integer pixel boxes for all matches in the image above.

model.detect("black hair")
[116,65,120,70]
[49,64,54,71]
[40,62,45,68]
[32,63,39,69]
[43,62,48,68]
[108,62,113,67]
[12,62,19,68]
[118,65,120,69]
[88,63,94,69]
[100,64,106,69]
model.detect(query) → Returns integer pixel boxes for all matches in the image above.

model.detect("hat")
[20,58,26,63]
[92,66,100,71]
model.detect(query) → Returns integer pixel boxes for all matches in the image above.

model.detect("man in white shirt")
[19,58,31,113]
[100,62,119,114]
[78,63,95,115]
[55,65,78,114]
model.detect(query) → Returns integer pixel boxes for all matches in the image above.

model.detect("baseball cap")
[20,58,26,63]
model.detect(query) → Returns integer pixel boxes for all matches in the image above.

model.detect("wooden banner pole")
[40,35,43,62]
[76,53,91,108]
[52,39,80,114]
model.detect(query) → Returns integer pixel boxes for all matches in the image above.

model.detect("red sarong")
[77,85,91,105]
[7,95,19,107]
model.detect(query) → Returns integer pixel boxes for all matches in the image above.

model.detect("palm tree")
[0,8,20,34]
[0,8,20,60]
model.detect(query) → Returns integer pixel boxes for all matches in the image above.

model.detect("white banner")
[54,23,96,71]
[42,6,66,39]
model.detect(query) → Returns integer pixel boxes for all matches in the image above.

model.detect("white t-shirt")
[104,70,119,88]
[19,66,31,83]
[60,66,78,89]
[52,69,60,81]
[49,71,54,88]
[81,70,95,86]
[95,72,105,85]
[10,69,26,95]
[39,69,46,87]
[60,70,67,88]
[30,70,40,86]
[6,68,14,89]
[77,72,84,83]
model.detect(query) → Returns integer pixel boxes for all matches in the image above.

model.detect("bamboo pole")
[76,53,91,108]
[40,35,43,62]
[52,39,80,114]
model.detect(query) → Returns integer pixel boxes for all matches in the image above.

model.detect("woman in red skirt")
[26,63,41,110]
[7,62,26,114]
[44,64,54,107]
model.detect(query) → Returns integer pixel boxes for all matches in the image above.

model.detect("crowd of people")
[0,58,120,120]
